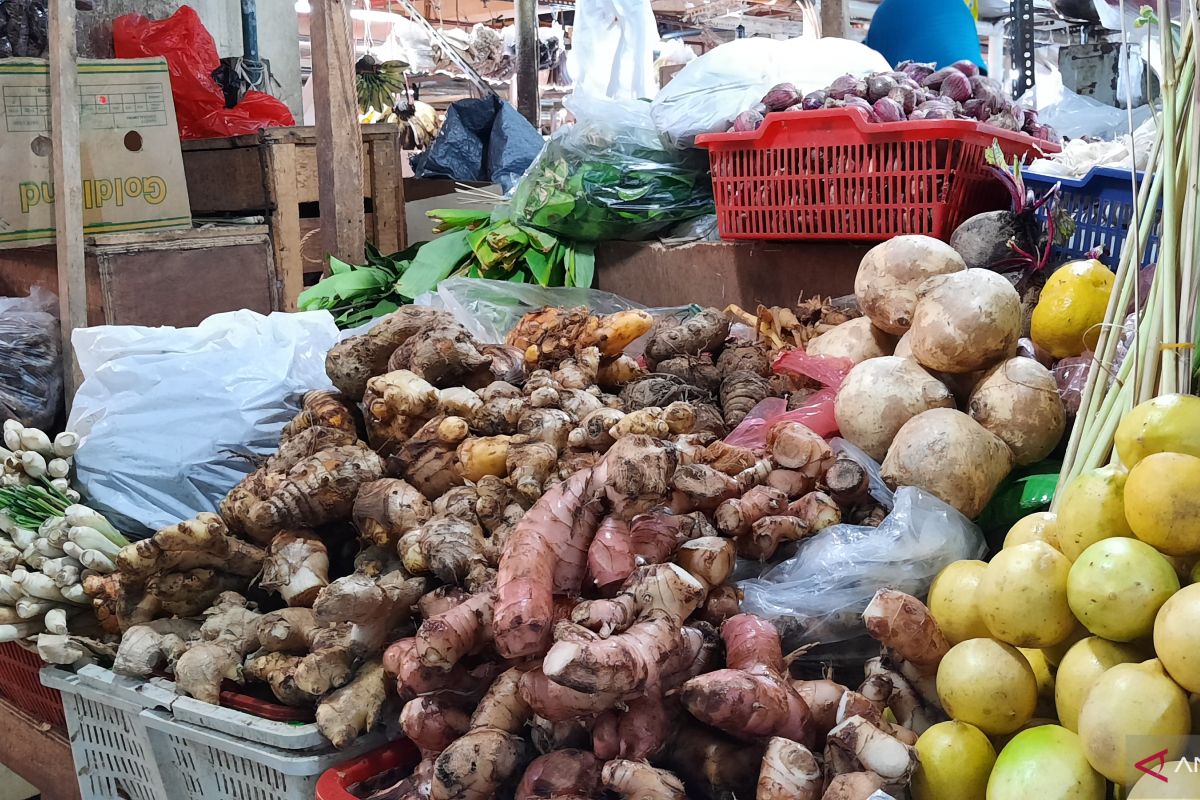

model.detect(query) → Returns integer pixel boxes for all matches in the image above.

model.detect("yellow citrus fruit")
[1004,511,1060,551]
[1056,465,1133,561]
[978,541,1076,648]
[1067,538,1180,641]
[1125,452,1200,556]
[987,725,1105,800]
[937,638,1038,736]
[1115,393,1200,468]
[1031,259,1115,359]
[1077,660,1191,784]
[1018,648,1057,719]
[913,720,997,800]
[1154,583,1200,693]
[1054,636,1145,732]
[928,560,992,645]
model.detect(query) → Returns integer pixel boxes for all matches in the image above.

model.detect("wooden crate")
[180,125,407,311]
[0,226,277,327]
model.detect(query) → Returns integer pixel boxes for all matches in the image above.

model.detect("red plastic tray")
[0,641,66,729]
[152,668,315,722]
[315,739,421,800]
[695,108,1059,242]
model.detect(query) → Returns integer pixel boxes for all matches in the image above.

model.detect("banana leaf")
[396,230,473,298]
[429,208,492,233]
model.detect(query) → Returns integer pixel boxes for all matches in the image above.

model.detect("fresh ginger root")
[266,425,359,473]
[457,435,512,482]
[551,347,600,390]
[715,485,788,536]
[516,749,601,800]
[317,659,387,748]
[403,516,490,589]
[116,513,264,581]
[610,407,669,439]
[281,390,358,439]
[112,618,200,677]
[720,370,771,428]
[601,760,687,800]
[766,468,815,498]
[542,609,684,697]
[415,589,494,670]
[698,583,743,626]
[401,694,472,755]
[586,515,635,591]
[245,446,386,540]
[570,564,705,636]
[644,308,730,368]
[173,592,262,704]
[394,416,469,499]
[757,737,822,800]
[680,613,813,745]
[861,589,948,677]
[386,321,492,387]
[567,408,625,451]
[674,536,737,590]
[325,305,451,397]
[353,478,432,549]
[602,435,678,521]
[507,306,653,367]
[505,436,559,505]
[592,693,670,760]
[313,569,428,659]
[595,355,646,389]
[769,422,835,477]
[438,386,484,418]
[244,651,314,707]
[257,607,317,654]
[432,668,532,800]
[517,408,573,451]
[260,530,328,607]
[825,715,919,784]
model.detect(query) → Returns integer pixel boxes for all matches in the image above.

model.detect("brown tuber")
[757,737,822,800]
[833,356,955,462]
[644,308,730,367]
[854,235,967,335]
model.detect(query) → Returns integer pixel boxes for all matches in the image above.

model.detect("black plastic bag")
[0,288,61,430]
[0,0,49,58]
[412,95,544,192]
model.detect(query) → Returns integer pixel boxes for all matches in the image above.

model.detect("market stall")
[3,0,1200,797]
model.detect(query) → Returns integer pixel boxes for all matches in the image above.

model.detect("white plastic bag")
[0,287,61,430]
[738,486,986,647]
[650,36,890,148]
[68,310,340,536]
[568,0,659,100]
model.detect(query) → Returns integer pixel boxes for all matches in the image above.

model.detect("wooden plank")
[261,124,398,145]
[49,0,85,400]
[0,247,105,326]
[820,0,849,38]
[292,146,376,205]
[368,138,405,253]
[308,0,367,265]
[0,698,80,800]
[514,0,539,126]
[181,147,269,212]
[265,141,303,311]
[299,214,378,273]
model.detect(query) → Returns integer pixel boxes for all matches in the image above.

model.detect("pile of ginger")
[91,303,940,800]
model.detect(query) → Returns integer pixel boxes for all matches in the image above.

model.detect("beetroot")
[872,97,904,123]
[940,71,972,102]
[866,74,898,103]
[950,59,981,78]
[829,74,866,100]
[801,90,827,110]
[762,82,801,112]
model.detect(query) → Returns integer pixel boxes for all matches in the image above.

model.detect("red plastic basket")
[0,641,66,729]
[315,739,421,800]
[695,108,1059,242]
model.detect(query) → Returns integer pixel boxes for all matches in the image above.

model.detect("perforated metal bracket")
[1011,0,1036,98]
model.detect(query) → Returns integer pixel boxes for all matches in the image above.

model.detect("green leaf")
[572,243,596,288]
[395,230,473,298]
[328,256,354,275]
[524,249,552,286]
[428,208,491,232]
[508,272,527,283]
[299,266,394,310]
[521,226,559,253]
[337,298,400,327]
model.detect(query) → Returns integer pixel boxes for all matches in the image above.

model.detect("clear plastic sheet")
[67,310,340,537]
[0,287,61,430]
[738,486,986,648]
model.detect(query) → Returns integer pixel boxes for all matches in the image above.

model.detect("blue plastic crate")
[1023,166,1162,268]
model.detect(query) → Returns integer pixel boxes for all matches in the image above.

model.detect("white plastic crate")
[43,665,386,800]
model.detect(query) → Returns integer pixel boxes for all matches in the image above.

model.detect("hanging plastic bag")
[67,310,339,537]
[510,95,713,242]
[568,0,658,101]
[0,288,61,430]
[738,486,986,648]
[113,7,294,140]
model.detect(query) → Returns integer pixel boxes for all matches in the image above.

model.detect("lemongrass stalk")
[1158,0,1180,394]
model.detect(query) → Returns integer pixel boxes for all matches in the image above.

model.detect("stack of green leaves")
[0,482,71,530]
[298,206,596,329]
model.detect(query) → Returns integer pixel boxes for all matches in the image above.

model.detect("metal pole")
[1011,0,1035,98]
[241,0,265,89]
[516,0,539,126]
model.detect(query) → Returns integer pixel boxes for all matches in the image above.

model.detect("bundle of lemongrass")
[1053,4,1200,502]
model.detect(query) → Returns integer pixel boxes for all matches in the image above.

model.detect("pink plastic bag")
[113,7,294,140]
[724,351,851,448]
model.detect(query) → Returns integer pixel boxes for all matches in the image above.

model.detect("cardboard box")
[596,239,870,309]
[0,57,191,249]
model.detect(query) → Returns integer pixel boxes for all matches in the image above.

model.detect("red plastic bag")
[724,351,852,448]
[113,6,294,139]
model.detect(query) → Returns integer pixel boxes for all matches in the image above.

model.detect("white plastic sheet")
[568,0,659,101]
[649,36,890,147]
[68,310,340,536]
